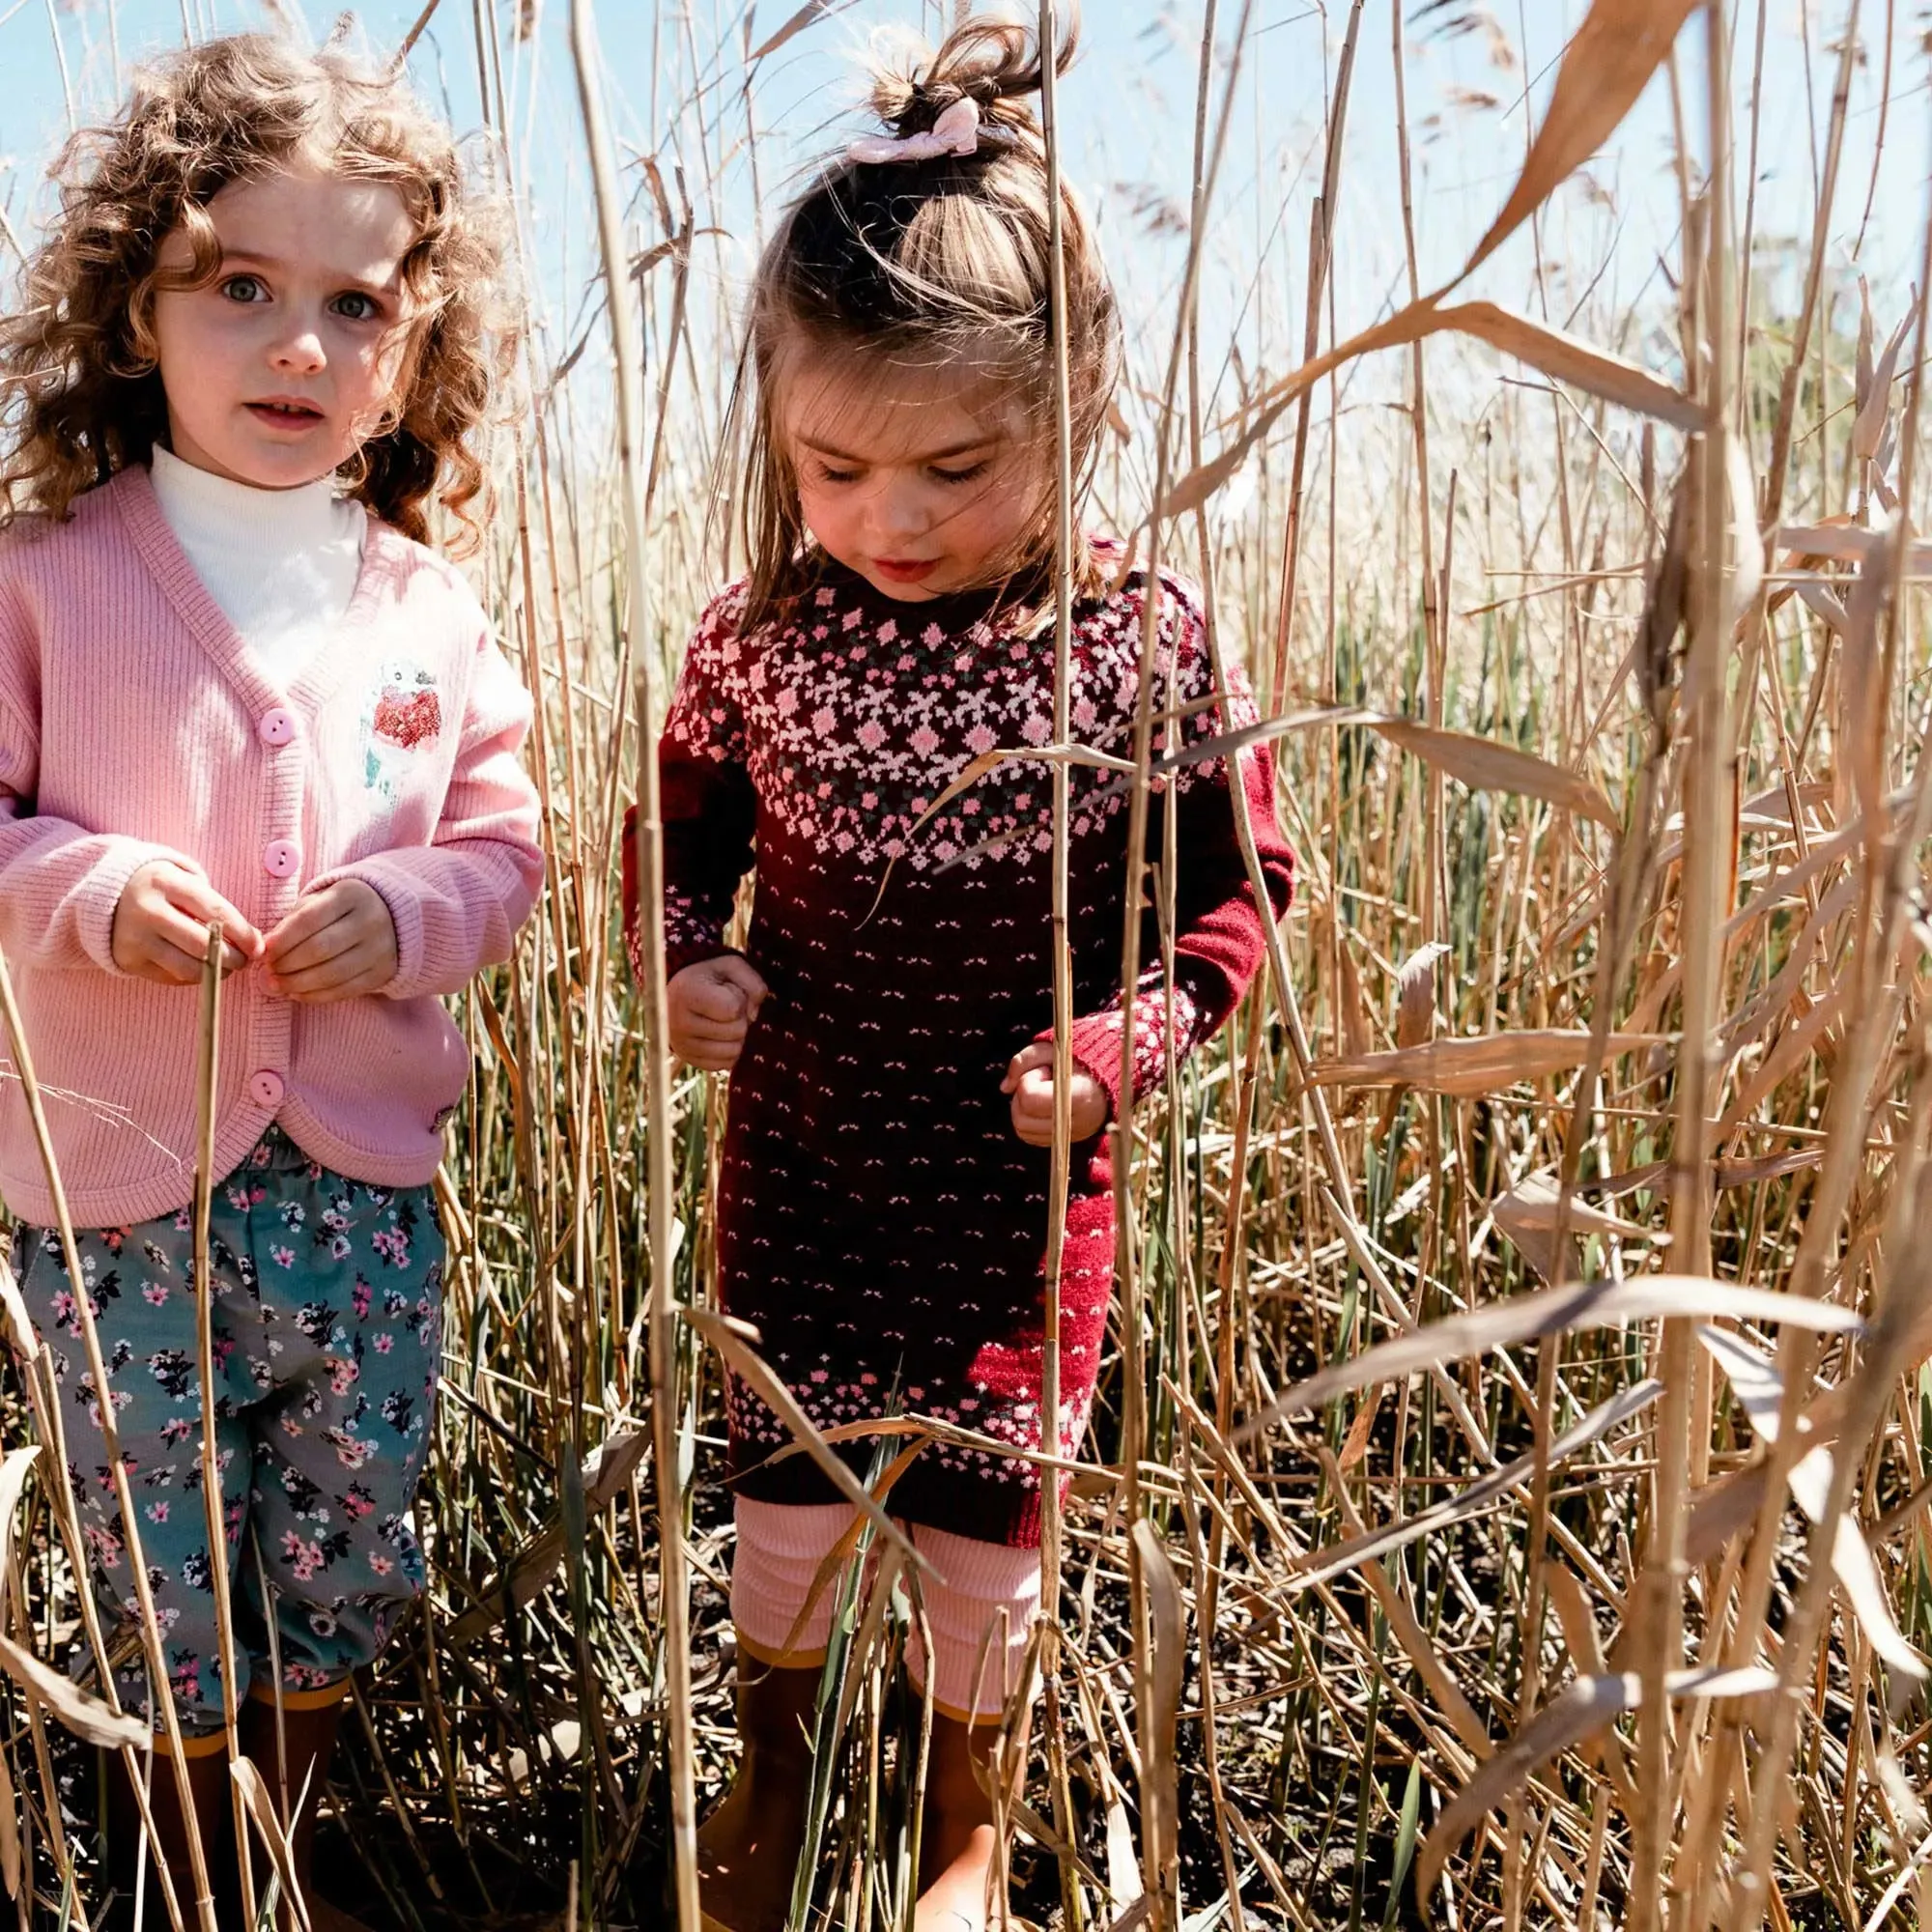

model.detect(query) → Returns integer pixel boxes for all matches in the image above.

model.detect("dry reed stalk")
[188,927,255,1928]
[1632,9,1737,1926]
[1107,2,1262,1915]
[0,942,209,1932]
[568,6,697,1931]
[1680,9,1852,1917]
[1034,4,1084,1926]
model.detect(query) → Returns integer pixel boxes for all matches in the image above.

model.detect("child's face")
[150,164,418,492]
[780,349,1048,603]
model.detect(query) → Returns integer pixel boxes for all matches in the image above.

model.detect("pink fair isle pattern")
[624,552,1293,1547]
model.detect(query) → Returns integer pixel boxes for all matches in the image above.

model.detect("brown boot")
[239,1686,373,1932]
[696,1654,822,1932]
[103,1737,229,1932]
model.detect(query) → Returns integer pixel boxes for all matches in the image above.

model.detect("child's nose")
[270,323,327,374]
[872,485,929,542]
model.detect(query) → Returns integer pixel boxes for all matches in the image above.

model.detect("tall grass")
[2,0,1931,1926]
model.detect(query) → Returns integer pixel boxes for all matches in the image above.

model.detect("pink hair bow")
[847,95,981,166]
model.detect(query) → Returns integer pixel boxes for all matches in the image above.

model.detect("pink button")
[249,1071,285,1109]
[259,708,297,750]
[263,839,300,879]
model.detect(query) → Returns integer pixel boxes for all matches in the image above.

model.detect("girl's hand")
[668,956,770,1071]
[263,881,399,1003]
[1001,1042,1108,1147]
[112,860,264,984]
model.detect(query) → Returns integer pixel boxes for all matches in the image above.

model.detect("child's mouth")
[874,557,939,583]
[246,400,327,430]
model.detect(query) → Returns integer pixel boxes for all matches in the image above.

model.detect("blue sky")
[2,2,1924,412]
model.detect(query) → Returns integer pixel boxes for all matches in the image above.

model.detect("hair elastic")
[846,95,983,166]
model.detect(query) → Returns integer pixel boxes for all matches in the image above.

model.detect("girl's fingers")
[262,895,340,962]
[267,917,358,980]
[147,902,244,974]
[272,940,391,1000]
[132,937,215,985]
[712,957,771,1009]
[282,969,390,1004]
[160,867,264,960]
[683,979,750,1023]
[672,1019,747,1052]
[1013,1067,1057,1108]
[1002,1041,1055,1092]
[674,1012,750,1045]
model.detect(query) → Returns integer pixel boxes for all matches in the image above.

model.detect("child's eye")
[933,462,989,485]
[814,465,860,486]
[220,275,268,304]
[329,291,384,323]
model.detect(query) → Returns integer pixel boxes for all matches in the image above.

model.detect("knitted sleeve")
[623,584,758,983]
[1054,587,1295,1119]
[0,560,191,975]
[316,622,545,1000]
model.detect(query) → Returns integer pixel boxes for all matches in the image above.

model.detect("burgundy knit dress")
[623,554,1294,1547]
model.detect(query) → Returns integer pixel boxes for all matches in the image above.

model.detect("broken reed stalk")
[191,925,255,1929]
[1389,0,1439,948]
[567,2,697,1927]
[1033,5,1085,1928]
[0,942,210,1932]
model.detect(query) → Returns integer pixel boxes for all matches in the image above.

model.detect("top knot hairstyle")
[0,33,516,551]
[739,9,1122,628]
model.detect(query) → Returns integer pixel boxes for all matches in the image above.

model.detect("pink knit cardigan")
[0,467,544,1228]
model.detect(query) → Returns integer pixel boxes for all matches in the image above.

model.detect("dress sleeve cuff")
[1051,980,1209,1122]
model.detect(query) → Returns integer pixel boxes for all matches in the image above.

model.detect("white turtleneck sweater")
[148,444,366,681]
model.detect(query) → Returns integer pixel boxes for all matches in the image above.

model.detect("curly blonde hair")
[738,9,1121,632]
[0,33,516,552]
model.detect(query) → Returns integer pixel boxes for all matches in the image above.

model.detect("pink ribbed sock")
[730,1500,1041,1718]
[905,1523,1041,1720]
[730,1498,855,1664]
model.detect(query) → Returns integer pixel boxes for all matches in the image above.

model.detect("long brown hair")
[737,10,1121,633]
[0,33,516,552]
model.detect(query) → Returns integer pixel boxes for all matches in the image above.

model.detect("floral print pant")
[12,1129,443,1737]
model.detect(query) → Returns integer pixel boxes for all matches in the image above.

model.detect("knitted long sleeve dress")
[623,555,1294,1548]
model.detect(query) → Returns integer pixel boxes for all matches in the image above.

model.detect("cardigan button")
[249,1070,286,1109]
[263,840,300,879]
[259,708,297,750]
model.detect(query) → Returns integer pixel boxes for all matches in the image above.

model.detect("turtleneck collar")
[145,444,366,676]
[149,442,347,554]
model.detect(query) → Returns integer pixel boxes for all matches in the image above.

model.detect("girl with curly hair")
[0,33,542,1928]
[621,13,1293,1929]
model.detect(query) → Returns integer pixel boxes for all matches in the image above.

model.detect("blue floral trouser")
[12,1129,443,1736]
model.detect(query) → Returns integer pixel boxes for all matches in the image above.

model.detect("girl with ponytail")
[624,14,1294,1926]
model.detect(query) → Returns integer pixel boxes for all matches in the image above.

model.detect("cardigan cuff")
[81,839,201,977]
[343,867,421,999]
